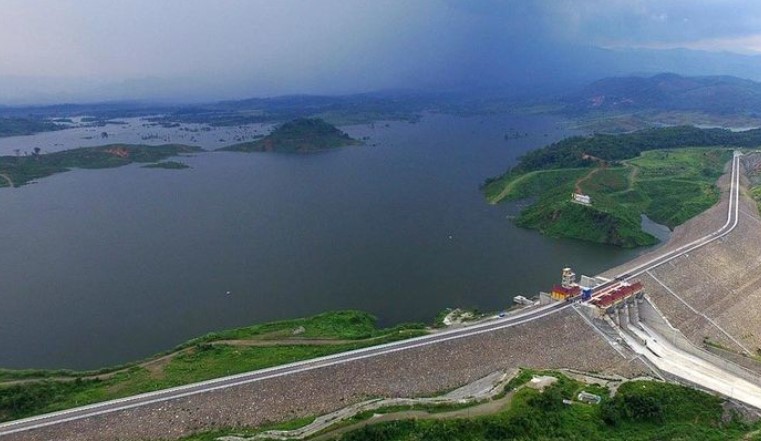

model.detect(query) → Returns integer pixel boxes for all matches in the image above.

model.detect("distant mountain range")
[565,73,761,115]
[6,72,761,135]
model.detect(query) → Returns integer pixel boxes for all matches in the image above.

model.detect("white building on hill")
[571,192,591,205]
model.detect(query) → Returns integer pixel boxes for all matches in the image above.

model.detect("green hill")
[515,187,658,248]
[220,118,360,153]
[483,126,737,247]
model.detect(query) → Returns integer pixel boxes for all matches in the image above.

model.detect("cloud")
[0,0,553,99]
[611,33,761,55]
[1,0,761,102]
[539,0,761,46]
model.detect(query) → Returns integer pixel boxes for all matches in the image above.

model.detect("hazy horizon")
[5,0,761,105]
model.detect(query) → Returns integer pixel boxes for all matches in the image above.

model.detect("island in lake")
[219,118,361,153]
[142,160,190,170]
[0,144,201,187]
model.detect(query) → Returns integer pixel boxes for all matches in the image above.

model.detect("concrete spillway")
[614,297,761,410]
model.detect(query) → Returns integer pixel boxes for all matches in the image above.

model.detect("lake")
[0,113,650,369]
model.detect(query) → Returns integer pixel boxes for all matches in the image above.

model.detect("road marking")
[0,305,570,435]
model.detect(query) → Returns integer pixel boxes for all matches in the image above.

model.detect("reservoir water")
[0,113,649,369]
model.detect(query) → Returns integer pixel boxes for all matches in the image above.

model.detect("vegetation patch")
[483,125,739,246]
[219,118,360,153]
[752,186,761,213]
[513,179,658,247]
[142,160,190,170]
[0,117,64,137]
[739,152,761,213]
[184,310,425,345]
[484,168,588,203]
[0,311,426,422]
[332,376,753,441]
[0,144,201,187]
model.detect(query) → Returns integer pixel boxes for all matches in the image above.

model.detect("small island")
[0,144,201,188]
[483,126,757,247]
[219,118,361,153]
[0,117,65,138]
[142,160,190,170]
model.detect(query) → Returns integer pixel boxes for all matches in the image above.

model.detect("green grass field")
[485,148,733,247]
[611,149,730,229]
[0,311,426,422]
[484,168,589,204]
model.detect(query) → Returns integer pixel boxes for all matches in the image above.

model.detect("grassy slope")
[622,149,730,227]
[515,186,657,248]
[486,166,658,247]
[0,144,201,187]
[220,118,360,153]
[486,145,733,247]
[742,153,761,212]
[752,186,761,212]
[484,168,589,204]
[0,311,426,422]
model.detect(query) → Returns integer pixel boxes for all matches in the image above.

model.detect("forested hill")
[482,126,746,248]
[220,118,360,153]
[505,125,761,175]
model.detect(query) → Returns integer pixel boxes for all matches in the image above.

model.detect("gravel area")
[218,370,518,440]
[642,192,761,353]
[606,156,761,360]
[3,310,647,441]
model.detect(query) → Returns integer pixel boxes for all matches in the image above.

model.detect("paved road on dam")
[0,302,571,436]
[0,152,744,436]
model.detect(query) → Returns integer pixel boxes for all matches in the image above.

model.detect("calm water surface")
[0,114,650,369]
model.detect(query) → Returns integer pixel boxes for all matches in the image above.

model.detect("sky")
[2,0,761,103]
